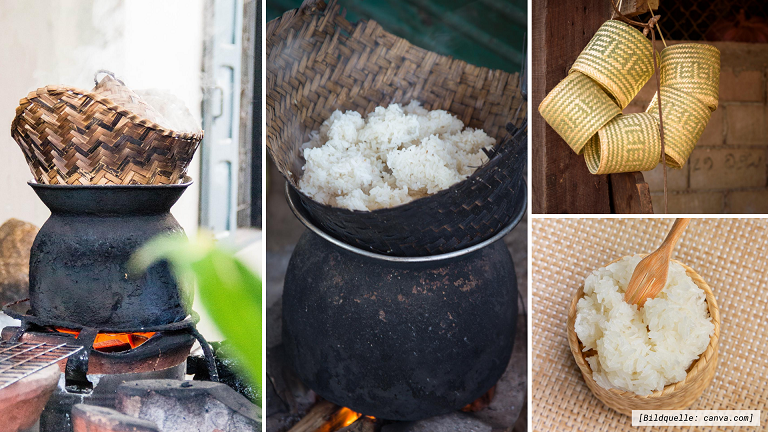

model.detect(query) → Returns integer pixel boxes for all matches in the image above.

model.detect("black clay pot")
[28,181,192,329]
[282,185,522,421]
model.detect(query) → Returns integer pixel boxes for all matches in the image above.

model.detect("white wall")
[0,0,204,234]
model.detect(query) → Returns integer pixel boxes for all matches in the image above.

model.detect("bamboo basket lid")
[533,218,768,431]
[583,112,661,175]
[567,259,719,416]
[11,79,202,185]
[538,71,621,154]
[570,20,656,110]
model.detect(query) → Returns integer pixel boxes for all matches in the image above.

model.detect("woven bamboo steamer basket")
[659,43,720,112]
[537,71,621,154]
[11,78,202,185]
[566,258,720,416]
[583,112,660,175]
[266,0,526,257]
[646,86,711,169]
[570,19,657,110]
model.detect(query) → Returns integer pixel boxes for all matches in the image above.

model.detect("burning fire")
[55,328,155,352]
[316,407,363,432]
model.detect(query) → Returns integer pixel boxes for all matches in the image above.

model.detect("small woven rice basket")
[11,80,202,185]
[566,258,720,416]
[266,0,526,256]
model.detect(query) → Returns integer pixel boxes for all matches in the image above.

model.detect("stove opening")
[52,327,156,353]
[317,406,364,432]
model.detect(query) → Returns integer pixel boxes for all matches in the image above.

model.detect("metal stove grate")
[0,342,82,390]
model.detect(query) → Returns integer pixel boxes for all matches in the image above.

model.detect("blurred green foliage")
[129,234,262,402]
[267,0,526,73]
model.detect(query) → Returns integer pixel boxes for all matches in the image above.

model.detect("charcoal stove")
[2,180,218,432]
[281,184,525,421]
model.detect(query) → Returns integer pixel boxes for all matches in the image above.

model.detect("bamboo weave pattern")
[571,20,657,109]
[584,112,661,175]
[11,86,201,185]
[266,0,526,256]
[539,21,720,175]
[533,218,768,431]
[538,72,620,154]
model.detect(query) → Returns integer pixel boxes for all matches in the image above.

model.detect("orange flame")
[316,407,363,432]
[55,328,155,352]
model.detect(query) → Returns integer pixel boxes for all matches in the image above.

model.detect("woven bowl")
[566,258,720,416]
[11,85,202,185]
[267,0,526,256]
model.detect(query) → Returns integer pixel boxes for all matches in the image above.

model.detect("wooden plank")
[609,172,654,214]
[532,0,613,214]
[613,0,659,18]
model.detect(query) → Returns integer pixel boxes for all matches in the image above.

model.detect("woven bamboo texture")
[645,44,720,169]
[584,113,661,174]
[533,218,768,431]
[567,260,719,415]
[11,86,202,185]
[571,19,656,110]
[659,44,720,112]
[266,0,526,256]
[539,19,720,174]
[538,72,620,154]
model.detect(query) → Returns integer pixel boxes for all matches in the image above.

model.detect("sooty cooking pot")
[27,180,192,328]
[282,185,523,421]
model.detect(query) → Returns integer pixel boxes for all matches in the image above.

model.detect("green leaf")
[129,234,262,397]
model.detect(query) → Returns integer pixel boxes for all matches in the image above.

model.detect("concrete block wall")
[625,41,768,214]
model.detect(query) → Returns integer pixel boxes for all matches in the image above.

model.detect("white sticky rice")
[574,255,714,396]
[298,101,495,211]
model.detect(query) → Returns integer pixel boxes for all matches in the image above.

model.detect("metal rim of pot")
[26,176,193,189]
[286,181,527,263]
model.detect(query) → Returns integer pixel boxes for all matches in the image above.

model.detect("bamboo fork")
[624,218,691,307]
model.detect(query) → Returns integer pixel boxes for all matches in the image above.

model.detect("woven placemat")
[532,218,768,431]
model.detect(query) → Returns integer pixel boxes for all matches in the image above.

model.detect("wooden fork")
[624,218,691,307]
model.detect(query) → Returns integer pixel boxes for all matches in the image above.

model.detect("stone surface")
[651,191,724,214]
[72,404,159,432]
[720,69,764,102]
[115,380,261,432]
[727,105,768,145]
[689,148,766,190]
[0,364,59,432]
[0,219,38,306]
[727,190,768,214]
[643,163,688,192]
[381,412,492,432]
[698,107,724,146]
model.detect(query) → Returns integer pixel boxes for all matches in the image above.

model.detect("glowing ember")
[54,328,155,352]
[462,386,496,412]
[316,407,363,432]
